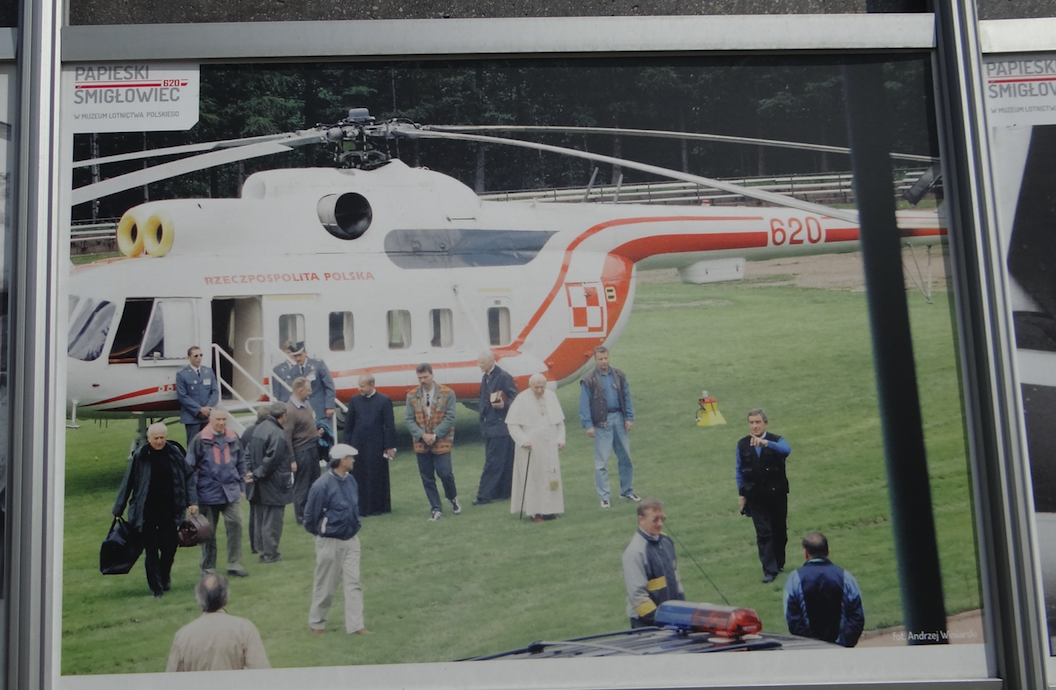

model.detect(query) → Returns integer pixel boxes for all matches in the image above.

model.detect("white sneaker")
[428,510,443,522]
[623,493,642,503]
[450,498,462,515]
[600,500,611,509]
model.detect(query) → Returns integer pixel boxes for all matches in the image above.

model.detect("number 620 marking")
[770,217,823,246]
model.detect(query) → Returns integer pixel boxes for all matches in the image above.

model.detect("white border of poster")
[52,15,997,690]
[982,44,1056,686]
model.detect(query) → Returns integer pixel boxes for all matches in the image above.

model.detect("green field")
[61,273,978,674]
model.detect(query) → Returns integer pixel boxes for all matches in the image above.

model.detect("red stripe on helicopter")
[99,401,187,414]
[611,232,768,264]
[826,226,946,244]
[511,216,766,350]
[82,386,166,408]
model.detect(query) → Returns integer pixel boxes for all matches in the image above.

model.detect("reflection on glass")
[67,298,115,362]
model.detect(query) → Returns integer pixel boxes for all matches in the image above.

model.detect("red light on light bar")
[654,601,763,637]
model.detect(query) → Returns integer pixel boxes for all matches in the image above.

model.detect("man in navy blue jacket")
[304,443,368,635]
[176,346,219,446]
[783,532,864,647]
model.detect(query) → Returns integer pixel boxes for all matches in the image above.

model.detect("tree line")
[72,55,937,220]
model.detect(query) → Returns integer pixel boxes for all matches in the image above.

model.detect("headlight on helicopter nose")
[318,192,372,240]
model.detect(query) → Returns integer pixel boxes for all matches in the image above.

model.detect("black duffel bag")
[100,516,143,575]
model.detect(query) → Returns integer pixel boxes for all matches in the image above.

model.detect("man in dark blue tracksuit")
[784,531,864,647]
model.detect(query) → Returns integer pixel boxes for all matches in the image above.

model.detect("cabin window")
[488,307,511,347]
[140,299,198,362]
[108,298,154,364]
[330,311,354,351]
[430,309,453,348]
[67,298,116,362]
[387,310,411,349]
[279,313,305,349]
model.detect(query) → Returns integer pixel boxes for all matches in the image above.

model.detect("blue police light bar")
[655,601,764,637]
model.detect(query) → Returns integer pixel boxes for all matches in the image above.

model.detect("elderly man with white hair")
[112,422,197,598]
[304,443,368,635]
[505,373,565,522]
[186,407,248,578]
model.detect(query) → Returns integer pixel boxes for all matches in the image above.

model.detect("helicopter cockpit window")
[139,299,198,362]
[279,314,305,349]
[387,310,411,349]
[430,309,453,348]
[108,298,154,364]
[488,307,511,347]
[67,298,116,362]
[385,229,557,269]
[330,311,354,351]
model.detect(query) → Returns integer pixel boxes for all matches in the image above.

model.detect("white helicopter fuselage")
[66,160,943,418]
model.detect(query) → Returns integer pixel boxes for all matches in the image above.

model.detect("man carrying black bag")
[113,422,198,598]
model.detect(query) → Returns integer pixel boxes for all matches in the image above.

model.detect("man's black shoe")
[472,497,492,505]
[152,591,164,598]
[761,573,777,583]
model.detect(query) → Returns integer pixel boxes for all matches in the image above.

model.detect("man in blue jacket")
[176,346,219,446]
[186,408,248,578]
[783,532,864,647]
[304,443,368,635]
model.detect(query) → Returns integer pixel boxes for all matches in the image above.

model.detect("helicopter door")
[132,297,201,366]
[211,297,263,403]
[564,282,607,335]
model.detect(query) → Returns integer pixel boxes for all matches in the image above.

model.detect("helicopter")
[65,107,944,428]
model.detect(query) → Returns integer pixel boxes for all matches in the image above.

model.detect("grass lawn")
[61,274,977,674]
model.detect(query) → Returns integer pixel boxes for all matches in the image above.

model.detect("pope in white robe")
[506,373,565,520]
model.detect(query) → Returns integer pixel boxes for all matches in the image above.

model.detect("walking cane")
[518,450,532,521]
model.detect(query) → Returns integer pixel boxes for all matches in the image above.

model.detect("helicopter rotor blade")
[71,130,325,169]
[425,124,937,164]
[71,140,300,206]
[402,126,861,224]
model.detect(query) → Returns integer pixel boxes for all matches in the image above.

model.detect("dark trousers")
[141,516,178,595]
[185,421,206,447]
[417,451,457,512]
[253,503,285,562]
[248,502,260,554]
[477,435,515,500]
[292,443,321,525]
[748,492,788,577]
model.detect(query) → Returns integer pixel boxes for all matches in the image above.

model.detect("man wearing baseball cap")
[303,443,368,635]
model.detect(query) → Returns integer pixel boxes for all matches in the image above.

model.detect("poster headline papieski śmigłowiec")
[985,55,1056,126]
[66,63,200,134]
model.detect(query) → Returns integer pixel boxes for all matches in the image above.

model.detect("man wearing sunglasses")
[177,346,219,446]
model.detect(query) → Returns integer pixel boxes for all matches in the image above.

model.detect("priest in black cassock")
[342,373,397,516]
[473,350,519,505]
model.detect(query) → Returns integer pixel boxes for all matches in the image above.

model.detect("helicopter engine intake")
[318,192,372,240]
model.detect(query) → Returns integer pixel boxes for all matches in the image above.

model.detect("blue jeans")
[593,412,634,502]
